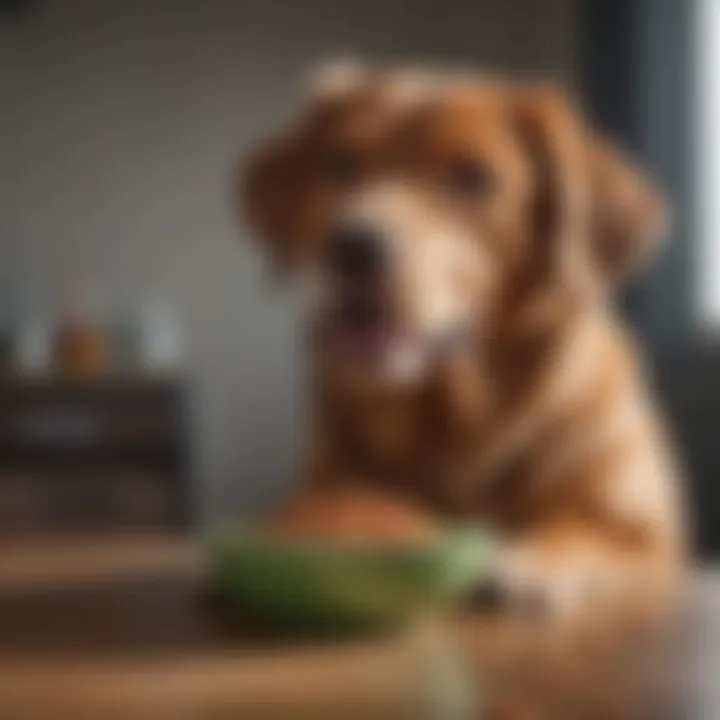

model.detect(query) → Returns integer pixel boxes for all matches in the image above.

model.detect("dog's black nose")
[327,224,387,281]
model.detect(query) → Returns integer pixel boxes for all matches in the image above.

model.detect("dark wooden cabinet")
[0,376,192,535]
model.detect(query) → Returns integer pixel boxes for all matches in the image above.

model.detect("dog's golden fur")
[240,66,686,717]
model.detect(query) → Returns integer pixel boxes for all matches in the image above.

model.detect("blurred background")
[0,0,714,552]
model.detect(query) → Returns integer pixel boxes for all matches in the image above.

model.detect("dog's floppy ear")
[512,87,590,294]
[514,86,666,293]
[586,137,667,284]
[239,61,369,275]
[240,130,310,273]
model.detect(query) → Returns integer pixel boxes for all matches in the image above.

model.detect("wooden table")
[0,535,482,719]
[0,535,712,719]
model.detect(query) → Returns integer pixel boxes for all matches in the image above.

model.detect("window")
[696,0,720,328]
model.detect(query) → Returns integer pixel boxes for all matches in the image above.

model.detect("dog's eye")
[320,148,360,188]
[446,158,494,198]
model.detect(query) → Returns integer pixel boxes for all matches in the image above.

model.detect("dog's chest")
[329,389,485,502]
[325,382,553,524]
[343,394,427,469]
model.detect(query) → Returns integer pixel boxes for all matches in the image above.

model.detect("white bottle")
[139,297,183,372]
[15,313,51,375]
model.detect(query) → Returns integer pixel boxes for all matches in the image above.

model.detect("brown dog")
[240,64,687,716]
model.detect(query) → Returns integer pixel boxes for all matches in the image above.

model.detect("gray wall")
[0,0,577,520]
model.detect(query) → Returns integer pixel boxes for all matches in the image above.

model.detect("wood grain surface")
[0,535,712,719]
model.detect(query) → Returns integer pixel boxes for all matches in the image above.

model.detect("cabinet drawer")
[0,472,180,534]
[0,380,183,456]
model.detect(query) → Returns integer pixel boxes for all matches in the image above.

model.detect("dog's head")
[240,65,664,384]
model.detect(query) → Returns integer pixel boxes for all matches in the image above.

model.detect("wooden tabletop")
[0,535,483,719]
[0,535,712,719]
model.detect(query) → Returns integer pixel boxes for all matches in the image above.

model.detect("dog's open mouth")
[322,289,475,381]
[331,294,395,360]
[326,293,475,379]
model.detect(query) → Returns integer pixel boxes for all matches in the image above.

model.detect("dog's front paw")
[468,543,604,621]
